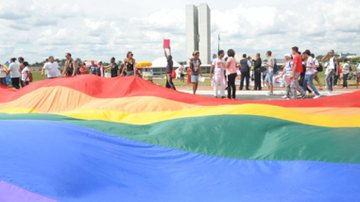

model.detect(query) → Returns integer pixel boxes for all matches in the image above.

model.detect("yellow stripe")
[0,86,359,127]
[1,104,359,127]
[0,87,199,113]
[54,104,360,127]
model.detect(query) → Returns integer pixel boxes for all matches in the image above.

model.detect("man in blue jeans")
[322,50,339,95]
[303,50,321,99]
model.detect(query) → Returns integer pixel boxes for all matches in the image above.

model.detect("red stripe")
[0,75,359,107]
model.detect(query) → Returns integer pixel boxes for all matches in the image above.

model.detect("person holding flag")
[164,39,176,90]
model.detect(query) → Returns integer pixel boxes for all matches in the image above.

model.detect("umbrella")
[136,61,152,69]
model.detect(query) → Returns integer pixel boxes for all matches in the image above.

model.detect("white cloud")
[0,0,359,63]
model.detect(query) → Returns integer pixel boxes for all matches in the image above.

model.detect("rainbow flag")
[0,75,359,202]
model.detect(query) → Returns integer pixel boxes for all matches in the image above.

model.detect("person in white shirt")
[42,56,60,79]
[342,59,351,89]
[0,64,8,86]
[9,58,21,89]
[281,54,293,99]
[322,50,339,93]
[311,54,323,90]
[303,50,320,99]
[210,50,226,98]
[263,51,275,95]
[178,65,185,83]
[21,62,30,87]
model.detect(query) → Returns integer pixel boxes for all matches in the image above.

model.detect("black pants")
[254,72,262,90]
[11,78,20,89]
[227,73,237,99]
[166,75,176,90]
[0,78,5,86]
[343,73,349,88]
[21,80,29,87]
[240,71,250,90]
[334,75,339,86]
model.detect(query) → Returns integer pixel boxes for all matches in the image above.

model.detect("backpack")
[273,59,280,74]
[317,63,324,72]
[28,71,33,82]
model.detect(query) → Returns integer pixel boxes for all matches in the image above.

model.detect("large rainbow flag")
[0,75,359,202]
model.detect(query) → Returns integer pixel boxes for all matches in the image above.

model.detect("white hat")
[284,54,292,58]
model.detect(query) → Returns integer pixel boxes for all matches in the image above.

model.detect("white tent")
[151,57,181,68]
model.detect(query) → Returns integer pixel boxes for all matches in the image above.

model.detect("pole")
[217,34,220,52]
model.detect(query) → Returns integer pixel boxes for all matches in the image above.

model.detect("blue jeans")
[325,69,334,91]
[303,74,320,96]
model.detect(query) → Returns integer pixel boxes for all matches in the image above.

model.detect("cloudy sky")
[0,0,359,63]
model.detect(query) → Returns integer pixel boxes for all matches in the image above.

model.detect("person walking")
[225,49,237,99]
[342,59,351,89]
[165,48,176,90]
[264,51,274,95]
[21,62,31,87]
[290,47,306,99]
[322,50,339,94]
[210,50,226,98]
[311,54,323,90]
[122,51,136,76]
[253,53,262,91]
[281,54,293,99]
[42,56,61,79]
[189,51,201,95]
[63,53,77,77]
[239,54,251,91]
[356,63,360,89]
[9,58,21,89]
[303,50,321,99]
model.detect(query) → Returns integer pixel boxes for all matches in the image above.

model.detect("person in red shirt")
[290,46,306,99]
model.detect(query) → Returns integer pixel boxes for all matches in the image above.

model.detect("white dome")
[151,57,181,68]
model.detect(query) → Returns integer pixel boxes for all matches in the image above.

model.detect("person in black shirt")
[105,57,119,77]
[165,48,176,90]
[122,52,136,76]
[254,53,262,90]
[63,53,77,77]
[239,54,251,90]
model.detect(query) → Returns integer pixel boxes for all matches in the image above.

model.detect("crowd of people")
[207,47,360,99]
[1,47,360,101]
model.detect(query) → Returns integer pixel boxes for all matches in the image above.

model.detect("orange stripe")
[1,86,360,117]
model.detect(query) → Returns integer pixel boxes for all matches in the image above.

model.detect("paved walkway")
[178,89,355,100]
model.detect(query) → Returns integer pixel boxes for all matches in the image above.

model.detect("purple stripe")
[0,181,57,202]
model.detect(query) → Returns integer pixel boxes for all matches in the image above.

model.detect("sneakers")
[300,93,307,99]
[282,95,289,99]
[313,95,321,99]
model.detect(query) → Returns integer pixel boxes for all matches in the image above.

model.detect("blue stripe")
[0,120,360,202]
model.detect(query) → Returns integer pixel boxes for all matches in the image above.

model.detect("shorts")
[191,75,199,83]
[265,72,274,84]
[126,71,134,76]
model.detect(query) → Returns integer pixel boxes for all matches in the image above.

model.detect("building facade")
[186,4,211,65]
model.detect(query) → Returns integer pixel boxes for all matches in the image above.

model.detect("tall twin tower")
[186,4,211,65]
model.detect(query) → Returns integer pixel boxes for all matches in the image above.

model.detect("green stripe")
[1,113,360,164]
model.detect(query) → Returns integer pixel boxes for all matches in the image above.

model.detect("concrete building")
[186,4,211,65]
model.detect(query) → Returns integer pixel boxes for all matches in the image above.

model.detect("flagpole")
[217,34,220,52]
